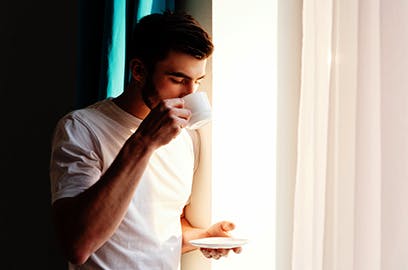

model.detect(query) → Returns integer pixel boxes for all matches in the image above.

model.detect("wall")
[1,1,77,269]
[177,1,213,270]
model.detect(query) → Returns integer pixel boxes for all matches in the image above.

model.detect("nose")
[184,81,199,96]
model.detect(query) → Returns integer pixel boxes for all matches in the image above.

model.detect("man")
[49,10,241,269]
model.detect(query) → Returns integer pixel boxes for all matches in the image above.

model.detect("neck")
[112,82,150,119]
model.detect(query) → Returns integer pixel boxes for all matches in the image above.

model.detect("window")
[211,0,277,269]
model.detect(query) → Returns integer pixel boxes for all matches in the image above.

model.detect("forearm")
[53,134,154,264]
[181,216,210,254]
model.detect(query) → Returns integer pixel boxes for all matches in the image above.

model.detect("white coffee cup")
[183,91,212,129]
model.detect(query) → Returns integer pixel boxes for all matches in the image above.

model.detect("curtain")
[281,0,408,269]
[76,0,174,109]
[292,0,362,268]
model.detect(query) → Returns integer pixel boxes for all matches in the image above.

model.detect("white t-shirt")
[50,98,197,270]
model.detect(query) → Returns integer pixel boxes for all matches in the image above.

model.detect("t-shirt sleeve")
[49,114,102,204]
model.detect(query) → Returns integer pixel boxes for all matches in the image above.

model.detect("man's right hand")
[135,98,192,148]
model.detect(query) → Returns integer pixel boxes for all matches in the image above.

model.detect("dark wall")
[1,1,77,269]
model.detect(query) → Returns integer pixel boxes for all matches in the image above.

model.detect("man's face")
[142,50,208,109]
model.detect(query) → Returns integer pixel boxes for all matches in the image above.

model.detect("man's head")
[127,11,213,110]
[128,10,214,73]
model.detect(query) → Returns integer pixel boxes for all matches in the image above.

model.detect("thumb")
[210,221,235,237]
[221,221,235,233]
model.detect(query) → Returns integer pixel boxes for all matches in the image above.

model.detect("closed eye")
[166,71,206,88]
[169,77,186,84]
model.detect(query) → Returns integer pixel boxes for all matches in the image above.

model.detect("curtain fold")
[291,1,333,269]
[76,0,174,108]
[289,0,405,269]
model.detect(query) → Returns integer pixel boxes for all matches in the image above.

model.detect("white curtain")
[278,0,408,269]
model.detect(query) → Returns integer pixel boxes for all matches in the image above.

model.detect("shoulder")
[52,100,109,148]
[55,100,109,135]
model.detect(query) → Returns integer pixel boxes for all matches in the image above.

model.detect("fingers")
[172,107,191,128]
[200,247,242,260]
[159,98,191,128]
[163,97,185,108]
[136,98,191,146]
[200,221,242,260]
[200,248,231,260]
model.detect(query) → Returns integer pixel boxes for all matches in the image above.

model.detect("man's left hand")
[200,221,242,260]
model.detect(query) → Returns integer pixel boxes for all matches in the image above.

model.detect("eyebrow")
[165,71,206,81]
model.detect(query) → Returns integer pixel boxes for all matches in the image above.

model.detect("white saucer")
[189,237,248,249]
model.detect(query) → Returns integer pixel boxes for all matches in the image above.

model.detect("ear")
[129,58,146,83]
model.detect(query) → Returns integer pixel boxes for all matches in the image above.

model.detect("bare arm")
[52,133,154,265]
[181,215,209,254]
[52,99,190,265]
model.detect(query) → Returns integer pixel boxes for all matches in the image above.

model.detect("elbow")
[64,244,92,266]
[55,230,93,265]
[58,236,92,266]
[55,224,98,265]
[52,200,93,265]
[69,255,89,266]
[56,231,92,265]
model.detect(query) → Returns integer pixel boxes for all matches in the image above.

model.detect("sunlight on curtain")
[291,1,335,269]
[212,0,277,269]
[290,0,392,269]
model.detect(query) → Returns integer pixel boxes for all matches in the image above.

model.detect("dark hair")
[128,10,214,71]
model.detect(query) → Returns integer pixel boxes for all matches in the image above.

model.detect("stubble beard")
[141,74,161,110]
